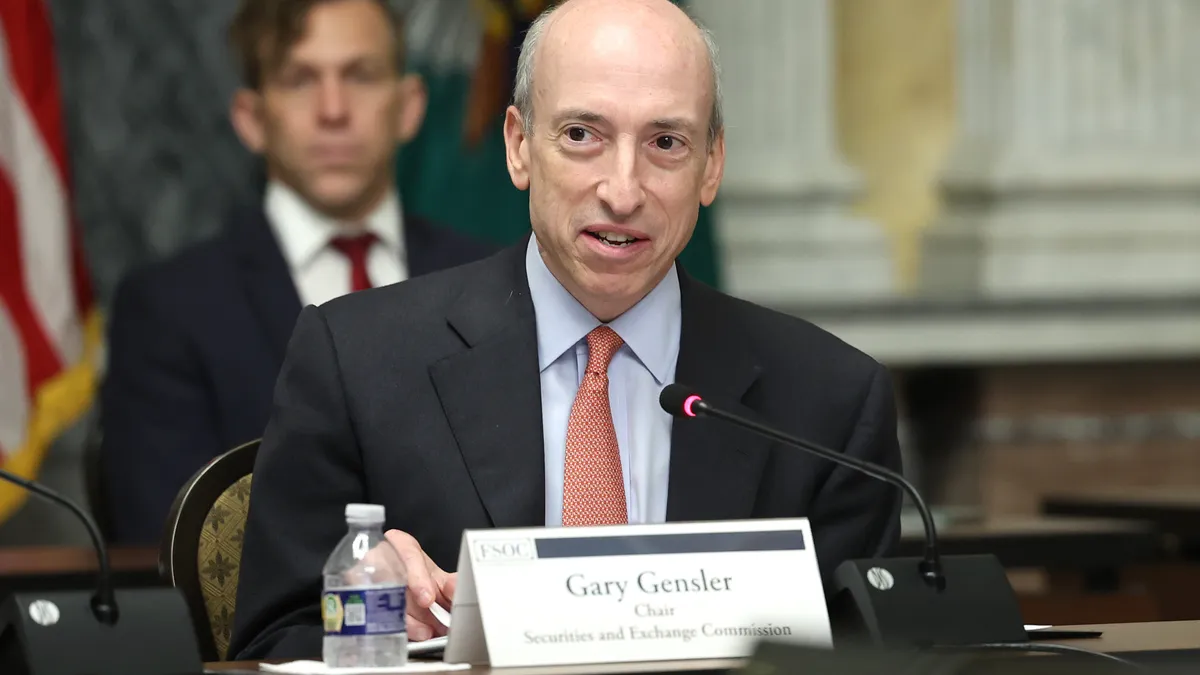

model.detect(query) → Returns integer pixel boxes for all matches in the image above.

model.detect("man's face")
[503,2,724,320]
[232,0,425,220]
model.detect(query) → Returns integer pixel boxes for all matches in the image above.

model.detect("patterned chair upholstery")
[160,439,259,662]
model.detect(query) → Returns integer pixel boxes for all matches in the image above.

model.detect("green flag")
[398,0,721,288]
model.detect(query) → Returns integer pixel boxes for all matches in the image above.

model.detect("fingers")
[439,572,457,609]
[407,614,449,641]
[408,616,434,642]
[385,529,437,608]
[407,610,449,640]
[384,529,455,642]
[406,586,449,641]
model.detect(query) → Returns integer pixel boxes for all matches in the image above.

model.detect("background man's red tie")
[329,233,378,292]
[562,326,627,526]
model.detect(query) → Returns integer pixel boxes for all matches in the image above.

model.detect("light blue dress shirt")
[525,238,682,527]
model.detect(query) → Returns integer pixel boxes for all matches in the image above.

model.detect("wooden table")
[898,517,1167,624]
[204,621,1200,673]
[0,545,161,595]
[1042,489,1200,621]
[897,516,1161,569]
[1058,620,1200,655]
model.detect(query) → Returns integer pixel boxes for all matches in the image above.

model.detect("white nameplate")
[443,519,830,667]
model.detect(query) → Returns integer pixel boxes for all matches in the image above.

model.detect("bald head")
[501,0,726,322]
[513,0,722,148]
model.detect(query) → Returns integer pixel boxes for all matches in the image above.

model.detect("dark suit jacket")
[99,208,494,545]
[228,239,905,660]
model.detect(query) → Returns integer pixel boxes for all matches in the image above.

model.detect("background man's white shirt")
[265,181,407,306]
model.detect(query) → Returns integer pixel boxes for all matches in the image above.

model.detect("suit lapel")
[428,241,545,528]
[666,272,770,522]
[230,208,304,367]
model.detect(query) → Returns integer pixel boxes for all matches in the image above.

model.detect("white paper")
[1024,625,1052,631]
[408,636,449,656]
[429,604,451,628]
[258,661,468,674]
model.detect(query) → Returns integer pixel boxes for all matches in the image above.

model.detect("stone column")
[689,0,894,305]
[836,0,956,293]
[927,0,1200,298]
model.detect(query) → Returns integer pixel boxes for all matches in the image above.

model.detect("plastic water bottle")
[322,504,408,668]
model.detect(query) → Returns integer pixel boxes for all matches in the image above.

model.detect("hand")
[385,529,456,641]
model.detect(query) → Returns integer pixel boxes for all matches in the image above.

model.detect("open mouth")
[586,230,645,248]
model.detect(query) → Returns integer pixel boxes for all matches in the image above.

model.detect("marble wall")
[693,0,1200,365]
[697,0,1200,306]
[950,0,1200,180]
[928,0,1200,300]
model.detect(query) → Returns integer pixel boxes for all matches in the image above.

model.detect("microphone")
[660,384,944,589]
[0,469,118,625]
[0,469,202,675]
[659,383,1028,649]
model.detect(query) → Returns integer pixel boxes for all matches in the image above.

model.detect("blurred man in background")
[98,0,493,545]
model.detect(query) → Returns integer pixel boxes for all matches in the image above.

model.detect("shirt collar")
[525,236,681,384]
[264,180,405,272]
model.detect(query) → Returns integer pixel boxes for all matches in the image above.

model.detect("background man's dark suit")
[228,239,904,660]
[99,208,494,545]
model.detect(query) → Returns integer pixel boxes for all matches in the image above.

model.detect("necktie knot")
[329,232,377,261]
[585,326,624,376]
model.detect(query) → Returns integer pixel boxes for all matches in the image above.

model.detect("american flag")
[0,0,99,522]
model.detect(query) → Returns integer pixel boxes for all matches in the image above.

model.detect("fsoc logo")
[473,538,537,563]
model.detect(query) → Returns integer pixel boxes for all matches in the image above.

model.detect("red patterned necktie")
[562,326,627,526]
[329,233,377,292]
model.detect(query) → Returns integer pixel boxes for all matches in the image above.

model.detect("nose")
[596,139,645,218]
[317,77,349,125]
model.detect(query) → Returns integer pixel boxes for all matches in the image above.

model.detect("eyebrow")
[550,109,609,128]
[649,117,700,136]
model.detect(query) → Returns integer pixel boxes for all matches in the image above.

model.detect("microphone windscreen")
[659,383,701,417]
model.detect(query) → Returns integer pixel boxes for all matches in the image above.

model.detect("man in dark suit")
[230,0,904,660]
[99,0,492,545]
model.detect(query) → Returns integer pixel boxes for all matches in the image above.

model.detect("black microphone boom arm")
[0,468,117,624]
[658,382,1028,650]
[671,393,943,590]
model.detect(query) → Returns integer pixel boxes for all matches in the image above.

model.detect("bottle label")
[322,586,406,636]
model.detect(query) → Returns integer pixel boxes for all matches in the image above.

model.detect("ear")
[699,130,725,207]
[395,73,429,144]
[230,88,267,154]
[503,105,531,191]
